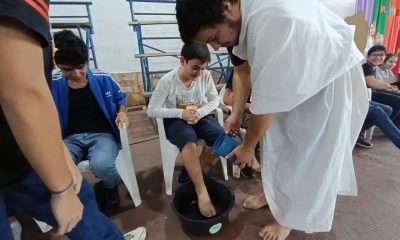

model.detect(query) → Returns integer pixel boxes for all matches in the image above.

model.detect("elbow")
[146,108,154,117]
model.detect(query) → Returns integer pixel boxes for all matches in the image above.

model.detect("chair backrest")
[218,85,232,112]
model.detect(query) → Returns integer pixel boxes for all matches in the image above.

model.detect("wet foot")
[198,191,216,217]
[259,221,291,240]
[243,192,268,209]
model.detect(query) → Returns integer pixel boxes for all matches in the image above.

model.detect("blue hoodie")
[51,68,127,143]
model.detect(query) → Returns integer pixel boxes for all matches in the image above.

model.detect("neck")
[67,77,88,89]
[178,67,192,85]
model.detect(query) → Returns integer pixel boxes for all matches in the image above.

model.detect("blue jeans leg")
[362,102,400,148]
[64,133,120,189]
[0,197,14,240]
[4,171,124,240]
[87,133,120,189]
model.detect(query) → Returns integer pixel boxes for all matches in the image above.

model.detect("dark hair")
[367,45,386,56]
[384,53,397,63]
[53,30,89,67]
[181,42,211,63]
[176,0,236,43]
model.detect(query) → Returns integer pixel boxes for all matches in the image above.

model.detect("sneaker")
[124,226,146,240]
[356,136,373,148]
[240,166,256,179]
[177,167,190,184]
[104,185,120,209]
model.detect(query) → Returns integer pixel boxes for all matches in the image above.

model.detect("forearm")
[232,63,251,116]
[118,105,126,113]
[1,89,71,191]
[198,97,219,118]
[243,113,274,149]
[0,22,71,191]
[387,76,398,84]
[366,77,390,89]
[147,107,183,119]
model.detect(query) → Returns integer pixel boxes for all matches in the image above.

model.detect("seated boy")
[147,42,223,217]
[51,30,129,210]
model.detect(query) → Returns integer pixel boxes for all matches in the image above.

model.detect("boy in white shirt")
[147,42,223,218]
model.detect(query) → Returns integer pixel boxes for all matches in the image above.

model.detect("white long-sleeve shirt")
[147,67,219,119]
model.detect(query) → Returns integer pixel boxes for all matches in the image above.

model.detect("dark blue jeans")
[0,171,123,240]
[361,101,400,149]
[371,89,400,126]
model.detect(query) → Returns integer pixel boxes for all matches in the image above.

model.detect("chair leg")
[161,142,179,196]
[220,157,229,180]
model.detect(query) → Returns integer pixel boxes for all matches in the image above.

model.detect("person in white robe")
[176,0,369,239]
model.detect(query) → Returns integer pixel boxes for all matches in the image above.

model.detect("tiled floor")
[18,109,400,240]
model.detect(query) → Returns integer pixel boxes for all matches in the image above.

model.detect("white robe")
[233,0,369,232]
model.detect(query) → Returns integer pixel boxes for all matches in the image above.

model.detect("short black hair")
[176,0,236,43]
[384,53,397,63]
[53,30,89,67]
[367,45,386,56]
[181,42,211,63]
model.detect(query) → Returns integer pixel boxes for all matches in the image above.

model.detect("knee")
[89,154,117,174]
[368,107,387,119]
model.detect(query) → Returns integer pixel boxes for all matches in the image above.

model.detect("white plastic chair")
[156,108,228,196]
[78,124,141,207]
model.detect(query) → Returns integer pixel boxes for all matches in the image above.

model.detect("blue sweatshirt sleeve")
[109,76,127,107]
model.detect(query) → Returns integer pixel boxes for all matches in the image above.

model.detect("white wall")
[50,0,356,73]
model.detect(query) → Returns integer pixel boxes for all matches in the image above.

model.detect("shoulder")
[52,70,64,81]
[158,69,177,85]
[91,69,114,79]
[0,0,50,47]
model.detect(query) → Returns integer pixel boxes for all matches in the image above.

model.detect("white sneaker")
[124,226,146,240]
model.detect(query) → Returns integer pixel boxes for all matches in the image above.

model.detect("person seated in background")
[356,101,400,149]
[51,30,129,211]
[147,42,254,217]
[376,53,399,88]
[362,45,400,127]
[223,47,260,178]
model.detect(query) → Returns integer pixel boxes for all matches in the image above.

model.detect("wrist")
[49,179,74,195]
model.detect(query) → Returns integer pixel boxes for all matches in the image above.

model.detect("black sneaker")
[104,185,120,210]
[240,166,256,179]
[177,167,190,184]
[356,136,373,148]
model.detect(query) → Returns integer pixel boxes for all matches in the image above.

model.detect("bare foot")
[197,191,216,217]
[259,221,291,240]
[243,192,268,209]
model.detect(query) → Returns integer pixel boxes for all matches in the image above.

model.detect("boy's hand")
[115,112,130,128]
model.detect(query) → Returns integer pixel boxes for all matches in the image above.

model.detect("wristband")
[50,179,73,195]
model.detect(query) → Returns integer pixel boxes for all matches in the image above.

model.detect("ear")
[222,1,233,13]
[180,56,185,65]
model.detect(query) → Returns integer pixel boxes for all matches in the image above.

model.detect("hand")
[65,151,82,194]
[226,144,255,169]
[224,114,242,136]
[50,187,83,236]
[115,112,130,128]
[182,109,198,124]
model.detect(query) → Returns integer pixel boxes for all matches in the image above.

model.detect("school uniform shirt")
[0,0,52,191]
[147,67,219,119]
[233,0,369,233]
